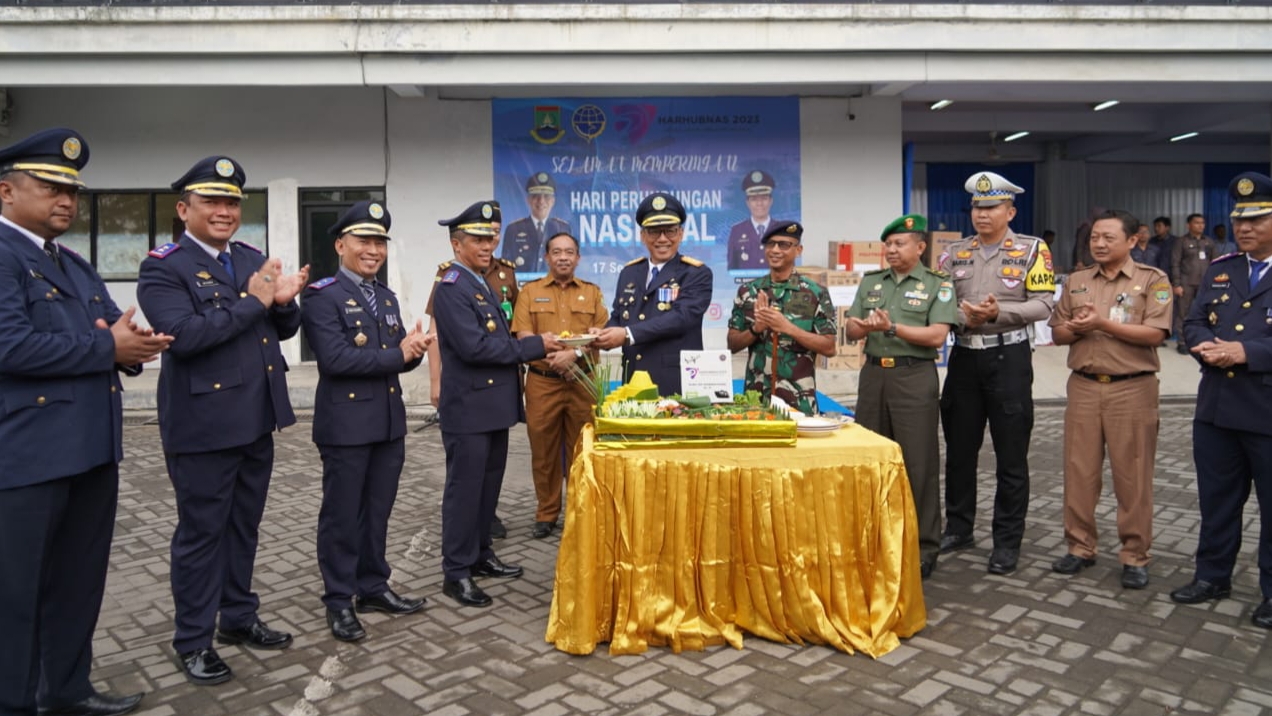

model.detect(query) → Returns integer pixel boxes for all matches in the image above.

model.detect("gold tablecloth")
[545,422,926,658]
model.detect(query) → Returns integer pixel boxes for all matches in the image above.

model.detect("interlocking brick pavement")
[85,403,1271,716]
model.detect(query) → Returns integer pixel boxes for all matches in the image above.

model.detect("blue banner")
[492,97,801,329]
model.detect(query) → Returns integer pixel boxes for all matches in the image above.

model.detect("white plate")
[797,427,841,438]
[797,417,841,430]
[559,335,598,348]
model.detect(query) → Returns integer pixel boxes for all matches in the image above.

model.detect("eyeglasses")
[761,240,799,251]
[641,226,682,238]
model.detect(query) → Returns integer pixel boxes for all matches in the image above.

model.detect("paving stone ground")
[90,403,1271,716]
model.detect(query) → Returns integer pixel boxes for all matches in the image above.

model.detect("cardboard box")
[818,341,865,371]
[796,266,860,306]
[829,242,884,272]
[929,231,962,270]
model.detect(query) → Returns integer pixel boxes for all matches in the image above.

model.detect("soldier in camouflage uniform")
[727,221,837,414]
[845,214,959,579]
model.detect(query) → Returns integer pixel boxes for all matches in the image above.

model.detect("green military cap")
[879,214,928,240]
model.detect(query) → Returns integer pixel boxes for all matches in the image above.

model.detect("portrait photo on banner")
[491,97,802,330]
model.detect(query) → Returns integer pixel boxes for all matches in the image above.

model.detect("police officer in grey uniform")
[937,172,1056,575]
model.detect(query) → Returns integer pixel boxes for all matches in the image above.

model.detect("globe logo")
[572,104,607,143]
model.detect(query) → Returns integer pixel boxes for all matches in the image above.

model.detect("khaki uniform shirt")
[938,230,1056,334]
[1171,234,1218,288]
[1049,261,1172,375]
[511,274,609,374]
[426,257,519,324]
[848,264,959,359]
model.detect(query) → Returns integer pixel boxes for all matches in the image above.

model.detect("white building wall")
[5,86,901,355]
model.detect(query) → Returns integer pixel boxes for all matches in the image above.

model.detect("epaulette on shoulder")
[679,255,704,267]
[148,243,181,259]
[233,240,263,254]
[437,260,453,272]
[307,277,337,291]
[862,267,888,276]
[625,256,648,267]
[1212,252,1242,264]
[928,267,950,279]
[497,257,516,269]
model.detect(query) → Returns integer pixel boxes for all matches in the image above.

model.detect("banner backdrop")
[492,97,801,329]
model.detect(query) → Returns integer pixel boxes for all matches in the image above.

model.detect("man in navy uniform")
[1171,172,1272,630]
[302,201,431,641]
[726,170,780,271]
[137,156,310,684]
[0,129,171,716]
[501,173,570,275]
[431,200,564,607]
[590,193,713,396]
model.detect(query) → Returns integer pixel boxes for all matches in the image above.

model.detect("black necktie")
[44,240,61,270]
[361,281,379,317]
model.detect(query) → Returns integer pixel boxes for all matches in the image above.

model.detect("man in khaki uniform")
[425,203,519,539]
[937,172,1056,576]
[1049,210,1171,590]
[846,214,958,579]
[511,232,608,539]
[1170,213,1217,354]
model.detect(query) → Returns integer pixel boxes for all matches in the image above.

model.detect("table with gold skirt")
[545,423,927,658]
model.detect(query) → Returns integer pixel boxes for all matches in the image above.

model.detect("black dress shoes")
[939,533,975,554]
[1052,553,1096,575]
[357,588,425,614]
[179,647,232,685]
[471,556,524,579]
[532,521,556,539]
[987,548,1019,575]
[919,555,937,580]
[1121,565,1149,590]
[215,619,294,650]
[490,515,507,539]
[327,607,366,642]
[1253,599,1272,629]
[38,691,144,716]
[443,577,492,607]
[1170,579,1232,604]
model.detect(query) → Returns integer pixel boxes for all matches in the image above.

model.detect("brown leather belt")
[1074,370,1152,383]
[866,355,933,368]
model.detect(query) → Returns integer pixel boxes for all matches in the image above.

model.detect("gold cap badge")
[1238,178,1255,196]
[215,159,235,178]
[62,137,82,160]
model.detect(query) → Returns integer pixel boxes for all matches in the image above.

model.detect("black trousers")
[1192,421,1272,598]
[0,463,118,716]
[440,430,508,581]
[940,342,1034,549]
[316,439,405,610]
[166,433,274,654]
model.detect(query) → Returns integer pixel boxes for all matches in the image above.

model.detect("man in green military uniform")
[727,221,837,414]
[846,214,959,579]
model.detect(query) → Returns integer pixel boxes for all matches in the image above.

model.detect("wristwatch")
[750,325,764,337]
[573,347,584,359]
[884,325,898,338]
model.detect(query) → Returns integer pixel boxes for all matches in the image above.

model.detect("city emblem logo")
[531,105,565,145]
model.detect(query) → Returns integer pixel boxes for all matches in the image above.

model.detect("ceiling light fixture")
[1003,131,1030,142]
[929,100,953,111]
[1170,132,1200,143]
[1093,100,1120,112]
